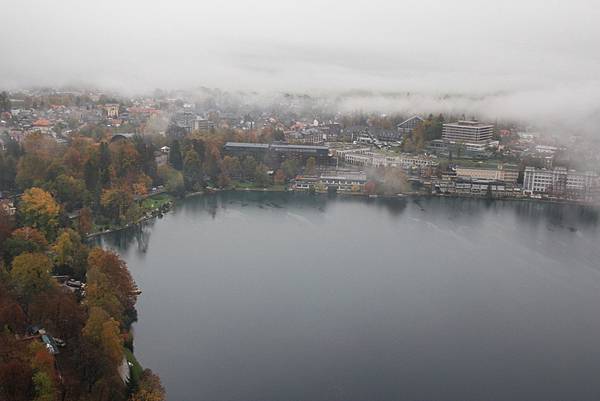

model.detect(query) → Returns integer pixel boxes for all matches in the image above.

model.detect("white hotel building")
[523,166,597,199]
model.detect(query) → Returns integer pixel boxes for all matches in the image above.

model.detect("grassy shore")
[124,347,143,386]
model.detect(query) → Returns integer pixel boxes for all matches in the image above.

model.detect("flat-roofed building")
[320,172,367,192]
[443,120,494,143]
[223,142,270,159]
[455,164,519,184]
[293,172,367,192]
[270,143,330,165]
[193,117,215,131]
[523,166,597,199]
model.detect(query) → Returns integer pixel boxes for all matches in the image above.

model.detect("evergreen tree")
[183,150,203,191]
[0,153,17,190]
[98,142,111,188]
[242,156,258,181]
[254,163,270,187]
[169,140,183,171]
[84,156,99,193]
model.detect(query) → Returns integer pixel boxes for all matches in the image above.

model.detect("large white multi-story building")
[336,148,437,169]
[523,166,597,199]
[442,120,494,143]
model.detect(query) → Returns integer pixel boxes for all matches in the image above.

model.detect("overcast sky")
[2,0,600,131]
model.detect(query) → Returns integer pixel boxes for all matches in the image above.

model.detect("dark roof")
[224,142,269,149]
[271,144,328,151]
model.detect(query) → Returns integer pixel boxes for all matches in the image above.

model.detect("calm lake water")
[95,192,600,401]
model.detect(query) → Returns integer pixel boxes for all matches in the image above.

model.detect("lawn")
[124,347,143,384]
[229,181,287,191]
[141,193,173,210]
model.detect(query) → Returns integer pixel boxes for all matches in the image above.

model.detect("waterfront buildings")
[455,165,519,184]
[293,172,367,192]
[523,167,598,199]
[320,172,367,192]
[434,178,521,198]
[442,120,494,143]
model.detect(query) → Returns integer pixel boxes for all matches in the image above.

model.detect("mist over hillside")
[2,0,599,137]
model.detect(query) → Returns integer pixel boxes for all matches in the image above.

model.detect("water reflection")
[95,193,600,401]
[95,193,599,256]
[92,219,155,254]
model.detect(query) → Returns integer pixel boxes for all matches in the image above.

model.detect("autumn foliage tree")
[15,133,57,190]
[52,228,89,279]
[0,124,158,401]
[78,207,94,236]
[18,188,60,240]
[0,336,34,401]
[100,188,137,226]
[10,252,53,306]
[3,227,47,264]
[0,281,27,333]
[305,156,317,175]
[81,306,126,401]
[83,307,124,366]
[0,205,15,248]
[130,369,165,401]
[86,248,137,326]
[28,342,58,401]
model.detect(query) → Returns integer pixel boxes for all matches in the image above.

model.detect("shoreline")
[89,186,598,392]
[86,187,598,239]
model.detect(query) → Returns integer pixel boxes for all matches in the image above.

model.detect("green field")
[124,347,143,384]
[141,193,173,210]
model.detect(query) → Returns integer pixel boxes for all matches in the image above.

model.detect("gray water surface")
[96,193,600,401]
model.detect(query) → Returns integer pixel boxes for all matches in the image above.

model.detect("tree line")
[0,131,178,400]
[0,186,164,401]
[0,127,318,232]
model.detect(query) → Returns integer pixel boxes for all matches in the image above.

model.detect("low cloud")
[1,0,599,135]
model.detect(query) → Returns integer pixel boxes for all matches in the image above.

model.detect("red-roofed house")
[32,118,52,133]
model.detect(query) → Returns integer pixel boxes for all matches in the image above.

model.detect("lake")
[95,192,600,401]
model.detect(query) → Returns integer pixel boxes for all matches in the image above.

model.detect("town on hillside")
[1,88,599,215]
